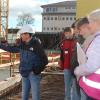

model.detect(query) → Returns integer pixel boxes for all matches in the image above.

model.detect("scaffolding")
[0,0,9,40]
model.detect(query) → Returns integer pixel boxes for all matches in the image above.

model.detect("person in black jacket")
[0,25,48,100]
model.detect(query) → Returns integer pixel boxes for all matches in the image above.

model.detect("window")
[47,27,49,30]
[74,17,76,20]
[51,27,53,30]
[55,17,57,20]
[44,17,46,20]
[65,6,71,9]
[46,8,49,12]
[54,27,57,30]
[49,8,51,12]
[51,17,53,20]
[46,8,52,13]
[66,17,69,20]
[43,27,45,30]
[53,8,56,12]
[56,8,58,11]
[62,28,64,30]
[70,17,72,20]
[62,17,65,20]
[47,17,50,20]
[72,7,75,9]
[52,7,57,12]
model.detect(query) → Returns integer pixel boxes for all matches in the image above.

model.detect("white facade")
[7,29,19,44]
[7,34,17,44]
[41,1,76,33]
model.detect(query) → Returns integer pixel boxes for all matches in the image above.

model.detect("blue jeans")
[64,69,72,100]
[80,89,92,100]
[71,77,80,100]
[22,72,41,100]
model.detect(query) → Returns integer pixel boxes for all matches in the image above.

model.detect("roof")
[41,1,76,8]
[8,29,19,34]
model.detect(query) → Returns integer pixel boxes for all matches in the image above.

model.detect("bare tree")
[17,13,34,26]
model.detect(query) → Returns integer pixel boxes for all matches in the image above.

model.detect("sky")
[9,0,71,32]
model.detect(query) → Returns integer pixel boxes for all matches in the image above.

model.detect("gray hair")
[88,9,100,22]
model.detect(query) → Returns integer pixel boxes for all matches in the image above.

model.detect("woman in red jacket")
[59,27,76,100]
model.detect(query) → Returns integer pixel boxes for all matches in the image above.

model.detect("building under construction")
[0,0,9,40]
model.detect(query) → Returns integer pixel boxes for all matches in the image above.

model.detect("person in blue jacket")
[0,25,42,100]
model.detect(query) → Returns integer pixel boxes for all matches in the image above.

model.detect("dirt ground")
[8,74,65,100]
[40,74,64,100]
